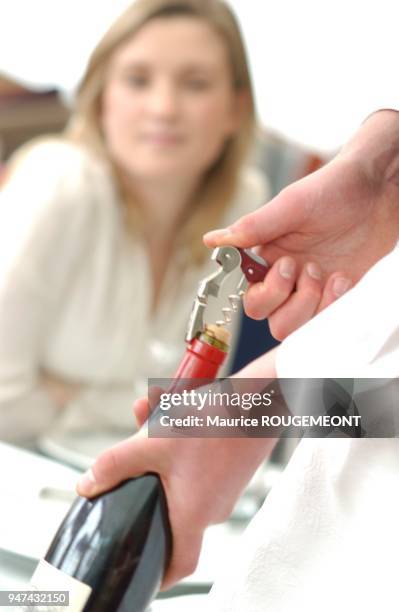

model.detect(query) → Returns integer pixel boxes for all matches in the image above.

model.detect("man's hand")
[205,110,399,340]
[76,352,278,590]
[76,425,275,589]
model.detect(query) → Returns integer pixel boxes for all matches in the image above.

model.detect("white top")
[208,246,399,611]
[0,139,268,463]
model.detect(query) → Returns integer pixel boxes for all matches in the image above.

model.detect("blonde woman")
[0,0,270,463]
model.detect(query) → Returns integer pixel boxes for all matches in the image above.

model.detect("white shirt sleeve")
[276,245,399,379]
[0,140,95,442]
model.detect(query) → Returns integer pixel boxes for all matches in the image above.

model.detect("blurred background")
[1,0,398,159]
[1,0,398,155]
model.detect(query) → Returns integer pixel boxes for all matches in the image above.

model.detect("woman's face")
[101,16,242,182]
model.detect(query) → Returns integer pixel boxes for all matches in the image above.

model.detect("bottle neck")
[199,331,229,353]
[171,330,228,387]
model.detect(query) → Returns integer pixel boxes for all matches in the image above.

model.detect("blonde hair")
[67,0,257,264]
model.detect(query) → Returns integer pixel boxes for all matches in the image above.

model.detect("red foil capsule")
[169,325,229,393]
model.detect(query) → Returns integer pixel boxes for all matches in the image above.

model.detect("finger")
[317,272,352,312]
[76,435,156,498]
[268,262,323,340]
[133,398,149,428]
[243,256,297,320]
[134,386,166,428]
[203,183,306,248]
[148,385,164,411]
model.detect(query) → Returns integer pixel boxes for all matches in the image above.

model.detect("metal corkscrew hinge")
[185,246,269,342]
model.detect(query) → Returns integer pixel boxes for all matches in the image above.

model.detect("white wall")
[0,0,398,152]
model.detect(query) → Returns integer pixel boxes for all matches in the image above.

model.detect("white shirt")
[0,139,268,463]
[208,247,399,611]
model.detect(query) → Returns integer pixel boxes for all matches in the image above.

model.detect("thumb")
[76,434,152,498]
[204,187,303,248]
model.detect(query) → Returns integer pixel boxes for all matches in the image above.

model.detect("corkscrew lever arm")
[185,246,269,342]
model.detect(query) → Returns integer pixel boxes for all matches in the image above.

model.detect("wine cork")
[205,324,231,346]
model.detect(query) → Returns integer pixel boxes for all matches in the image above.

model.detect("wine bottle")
[30,475,170,611]
[30,325,229,611]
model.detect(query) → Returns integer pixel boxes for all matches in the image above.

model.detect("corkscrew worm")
[186,246,269,341]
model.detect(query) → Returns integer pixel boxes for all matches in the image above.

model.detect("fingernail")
[279,259,295,279]
[306,263,322,280]
[203,227,233,241]
[77,468,97,496]
[333,277,351,296]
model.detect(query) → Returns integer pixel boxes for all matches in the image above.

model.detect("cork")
[205,324,231,346]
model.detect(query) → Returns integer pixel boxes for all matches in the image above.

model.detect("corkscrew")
[185,246,269,342]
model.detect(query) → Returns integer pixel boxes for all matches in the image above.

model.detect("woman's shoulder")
[2,136,116,220]
[238,165,271,205]
[5,136,109,185]
[223,165,271,225]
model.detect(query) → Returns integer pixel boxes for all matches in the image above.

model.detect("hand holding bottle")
[77,350,278,590]
[77,419,276,589]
